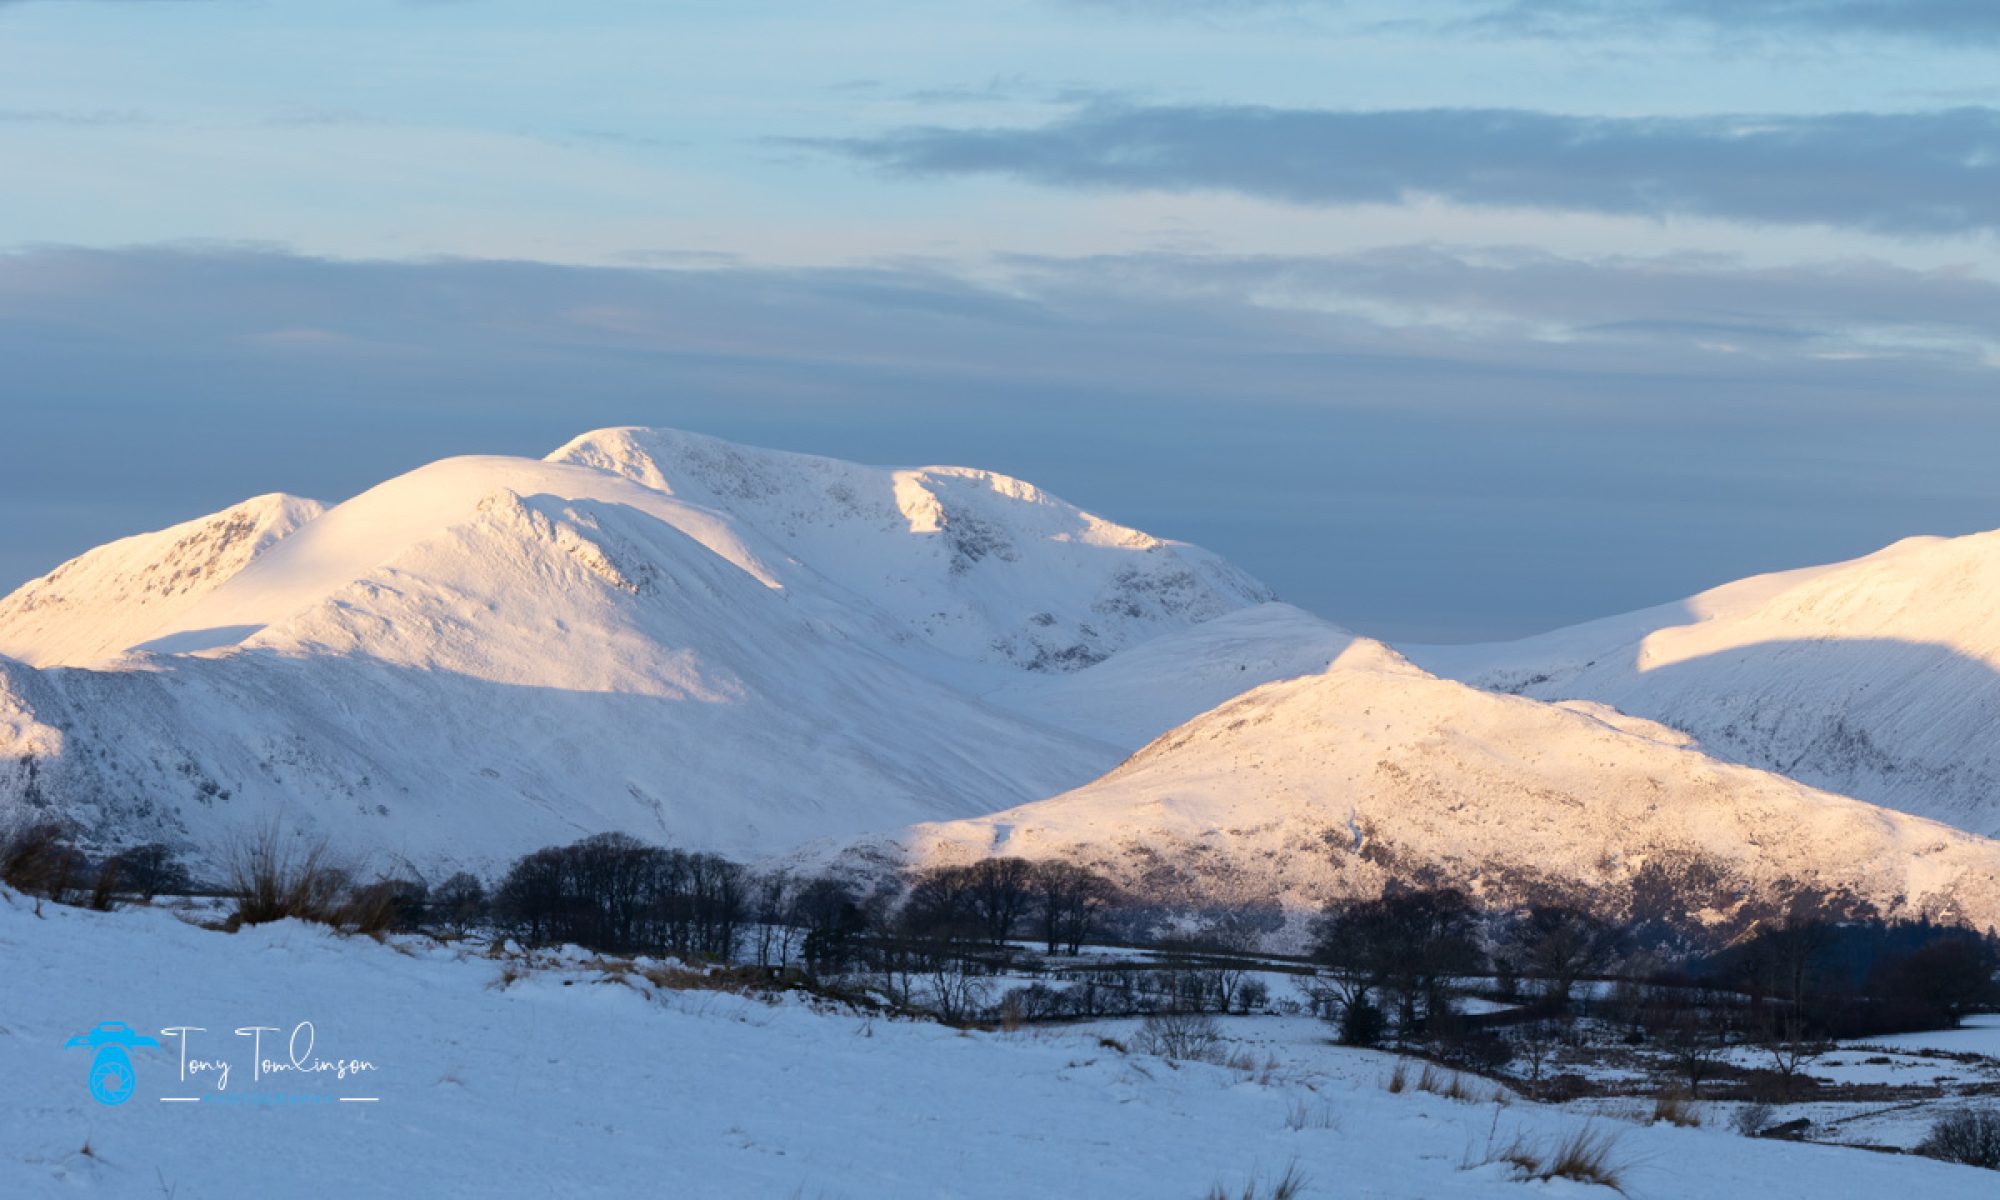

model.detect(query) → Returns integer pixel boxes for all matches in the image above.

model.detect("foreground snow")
[4,894,1995,1199]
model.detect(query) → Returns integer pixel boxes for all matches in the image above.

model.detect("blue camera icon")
[66,1022,161,1107]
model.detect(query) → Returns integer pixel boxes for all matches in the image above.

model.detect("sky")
[1,1,1997,641]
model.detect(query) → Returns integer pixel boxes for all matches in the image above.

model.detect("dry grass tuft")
[1651,1089,1701,1128]
[1203,1162,1307,1200]
[1539,1125,1628,1192]
[1412,1061,1483,1103]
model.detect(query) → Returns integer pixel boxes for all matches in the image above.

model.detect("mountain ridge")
[852,638,2000,938]
[0,427,1300,870]
[1409,528,2000,837]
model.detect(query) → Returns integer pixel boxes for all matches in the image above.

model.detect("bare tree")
[1309,889,1483,1041]
[1513,1018,1564,1099]
[1663,1008,1729,1099]
[964,857,1036,946]
[793,875,867,975]
[749,871,802,968]
[1506,906,1618,1008]
[922,949,989,1023]
[902,864,981,942]
[1759,1013,1826,1101]
[430,871,488,934]
[1031,860,1114,955]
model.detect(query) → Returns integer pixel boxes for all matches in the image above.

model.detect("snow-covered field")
[1864,1015,2000,1058]
[6,892,1997,1199]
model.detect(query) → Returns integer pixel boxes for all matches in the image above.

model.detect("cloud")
[2,243,1997,641]
[814,103,2000,237]
[998,246,2000,359]
[1477,0,2000,44]
[0,108,145,125]
[1075,0,2000,44]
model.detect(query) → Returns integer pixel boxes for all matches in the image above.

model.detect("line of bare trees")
[1297,885,2000,1101]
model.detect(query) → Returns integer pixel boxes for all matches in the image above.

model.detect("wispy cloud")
[0,108,145,125]
[1475,0,2000,44]
[813,104,2000,237]
[1075,0,2000,44]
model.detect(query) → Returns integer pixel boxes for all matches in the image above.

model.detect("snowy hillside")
[0,430,1300,871]
[869,641,2000,935]
[8,890,1995,1199]
[0,494,325,668]
[551,426,1275,675]
[1408,530,2000,837]
[985,601,1357,749]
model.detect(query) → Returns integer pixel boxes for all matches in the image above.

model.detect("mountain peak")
[0,428,1288,867]
[551,425,1275,672]
[0,492,327,667]
[881,645,2000,937]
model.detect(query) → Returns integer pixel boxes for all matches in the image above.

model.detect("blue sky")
[2,1,1997,640]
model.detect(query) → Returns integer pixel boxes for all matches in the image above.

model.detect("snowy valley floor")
[3,892,1996,1199]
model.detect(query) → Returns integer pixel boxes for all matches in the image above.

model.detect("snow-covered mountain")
[866,640,2000,936]
[0,494,325,668]
[550,427,1276,675]
[983,601,1357,749]
[0,429,1312,871]
[1408,530,2000,838]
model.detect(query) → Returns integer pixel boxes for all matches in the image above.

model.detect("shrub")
[1434,1028,1513,1074]
[104,842,194,900]
[1339,998,1386,1047]
[1136,1011,1224,1062]
[1733,1101,1775,1137]
[225,826,344,928]
[340,877,428,937]
[0,820,86,901]
[999,982,1072,1023]
[1917,1107,2000,1171]
[85,859,121,912]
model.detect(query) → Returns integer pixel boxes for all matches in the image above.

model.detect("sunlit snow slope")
[0,494,325,667]
[875,641,2000,935]
[1408,531,2000,837]
[0,430,1304,871]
